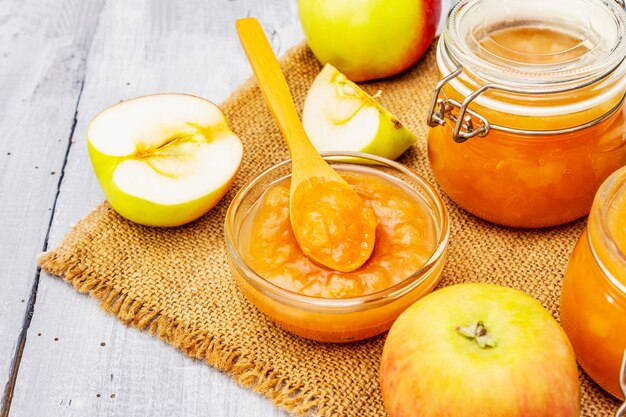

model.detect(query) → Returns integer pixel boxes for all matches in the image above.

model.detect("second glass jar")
[560,166,626,400]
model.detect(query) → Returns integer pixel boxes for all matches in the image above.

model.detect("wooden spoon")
[236,17,377,272]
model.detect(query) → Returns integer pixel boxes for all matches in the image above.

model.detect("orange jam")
[242,172,436,298]
[290,180,378,273]
[561,167,626,399]
[225,157,448,343]
[428,104,626,227]
[428,0,626,228]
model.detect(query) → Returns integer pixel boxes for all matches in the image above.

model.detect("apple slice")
[87,94,243,227]
[302,64,417,160]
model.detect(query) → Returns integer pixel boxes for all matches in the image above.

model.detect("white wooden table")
[0,1,450,415]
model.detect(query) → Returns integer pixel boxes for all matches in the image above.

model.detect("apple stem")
[456,321,497,349]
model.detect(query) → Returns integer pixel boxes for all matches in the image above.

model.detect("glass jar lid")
[428,0,626,142]
[445,0,626,89]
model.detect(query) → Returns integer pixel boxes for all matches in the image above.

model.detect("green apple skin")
[299,0,441,82]
[380,283,579,417]
[88,141,239,227]
[359,112,417,160]
[302,64,417,160]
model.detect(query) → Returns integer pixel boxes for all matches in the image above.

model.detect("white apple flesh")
[302,64,417,160]
[87,94,243,227]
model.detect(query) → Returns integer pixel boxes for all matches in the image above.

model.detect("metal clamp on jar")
[427,0,626,228]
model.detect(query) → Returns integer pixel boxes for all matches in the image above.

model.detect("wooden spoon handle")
[236,17,321,169]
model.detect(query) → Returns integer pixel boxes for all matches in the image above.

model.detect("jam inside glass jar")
[561,166,626,400]
[427,0,626,228]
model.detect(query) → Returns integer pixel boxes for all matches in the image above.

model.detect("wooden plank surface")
[0,0,105,411]
[6,1,301,416]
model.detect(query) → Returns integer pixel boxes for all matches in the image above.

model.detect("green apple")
[87,94,243,227]
[302,64,417,160]
[299,0,441,82]
[380,283,580,417]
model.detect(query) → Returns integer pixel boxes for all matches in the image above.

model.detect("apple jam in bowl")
[225,152,449,343]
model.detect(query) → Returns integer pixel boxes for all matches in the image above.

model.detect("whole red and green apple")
[380,283,580,417]
[298,0,441,82]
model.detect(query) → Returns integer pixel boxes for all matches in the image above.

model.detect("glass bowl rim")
[224,151,450,311]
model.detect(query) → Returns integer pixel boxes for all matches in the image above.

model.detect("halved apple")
[87,94,243,227]
[302,64,417,160]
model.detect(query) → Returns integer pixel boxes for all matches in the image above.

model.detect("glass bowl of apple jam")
[560,166,626,400]
[427,0,626,228]
[224,152,449,343]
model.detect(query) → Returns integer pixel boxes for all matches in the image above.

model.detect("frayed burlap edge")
[38,205,329,417]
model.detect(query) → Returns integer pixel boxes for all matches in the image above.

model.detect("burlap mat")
[39,42,620,416]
